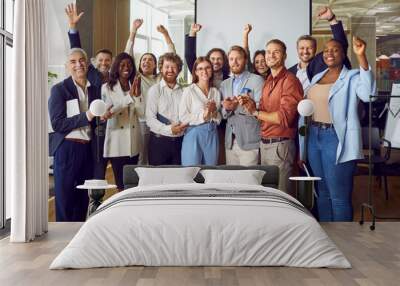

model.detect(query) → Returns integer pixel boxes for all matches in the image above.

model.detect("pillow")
[200,169,266,185]
[135,167,201,186]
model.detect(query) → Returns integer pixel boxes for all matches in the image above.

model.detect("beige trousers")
[260,139,296,194]
[225,139,259,166]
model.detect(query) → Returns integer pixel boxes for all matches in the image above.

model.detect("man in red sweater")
[240,39,303,194]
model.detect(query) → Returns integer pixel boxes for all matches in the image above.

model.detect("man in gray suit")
[220,46,265,166]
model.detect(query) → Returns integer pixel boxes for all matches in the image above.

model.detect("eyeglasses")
[196,66,212,71]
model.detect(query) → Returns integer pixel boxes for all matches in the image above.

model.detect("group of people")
[48,4,375,223]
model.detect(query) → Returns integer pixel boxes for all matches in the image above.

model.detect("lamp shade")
[89,99,107,117]
[297,99,315,117]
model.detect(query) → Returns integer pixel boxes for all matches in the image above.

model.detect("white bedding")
[50,183,351,269]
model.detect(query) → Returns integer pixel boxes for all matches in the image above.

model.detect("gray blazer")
[220,71,265,150]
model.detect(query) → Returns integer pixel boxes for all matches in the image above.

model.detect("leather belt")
[311,121,334,129]
[150,131,182,141]
[65,138,90,144]
[261,137,289,144]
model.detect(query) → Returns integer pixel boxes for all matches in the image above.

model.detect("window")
[130,0,169,60]
[1,0,14,230]
[5,0,14,33]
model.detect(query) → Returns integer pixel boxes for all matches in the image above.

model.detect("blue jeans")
[307,125,356,222]
[181,122,219,166]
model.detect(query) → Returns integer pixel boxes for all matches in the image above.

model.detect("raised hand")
[244,24,252,35]
[353,36,368,70]
[156,25,168,35]
[352,36,366,56]
[317,6,335,21]
[65,3,84,29]
[189,23,202,37]
[131,19,143,32]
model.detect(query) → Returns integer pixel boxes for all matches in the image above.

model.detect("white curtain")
[8,0,49,242]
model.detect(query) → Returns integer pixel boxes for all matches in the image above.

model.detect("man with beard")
[185,23,230,89]
[220,46,264,166]
[240,40,303,193]
[146,53,188,165]
[288,6,351,94]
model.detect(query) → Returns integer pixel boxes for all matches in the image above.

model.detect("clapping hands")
[222,97,239,111]
[130,75,141,97]
[203,100,217,121]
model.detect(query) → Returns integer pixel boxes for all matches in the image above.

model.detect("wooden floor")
[1,222,400,286]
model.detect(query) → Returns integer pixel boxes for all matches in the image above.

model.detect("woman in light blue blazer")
[301,36,376,222]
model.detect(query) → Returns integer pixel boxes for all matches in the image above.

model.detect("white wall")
[196,0,310,68]
[47,0,73,83]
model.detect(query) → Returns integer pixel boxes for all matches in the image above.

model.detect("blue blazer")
[299,66,376,164]
[288,21,352,80]
[68,31,103,88]
[48,77,100,155]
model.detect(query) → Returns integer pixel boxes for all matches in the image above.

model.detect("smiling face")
[297,39,316,64]
[194,60,213,83]
[265,43,286,70]
[228,50,246,75]
[95,52,112,74]
[323,40,345,68]
[118,58,134,80]
[140,54,156,76]
[161,60,179,84]
[209,51,224,73]
[254,53,268,75]
[67,51,88,81]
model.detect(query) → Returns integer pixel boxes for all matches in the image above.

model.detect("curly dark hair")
[107,52,136,91]
[206,48,230,78]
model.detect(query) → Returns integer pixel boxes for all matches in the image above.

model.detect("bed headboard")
[123,165,280,189]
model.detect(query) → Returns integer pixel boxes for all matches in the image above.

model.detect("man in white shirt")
[49,48,99,222]
[146,53,188,165]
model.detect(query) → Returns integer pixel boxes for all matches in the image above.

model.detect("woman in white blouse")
[125,19,176,164]
[179,57,222,165]
[102,52,144,190]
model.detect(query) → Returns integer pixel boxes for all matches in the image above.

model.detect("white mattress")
[50,183,351,269]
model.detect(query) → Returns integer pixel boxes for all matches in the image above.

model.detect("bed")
[50,165,350,269]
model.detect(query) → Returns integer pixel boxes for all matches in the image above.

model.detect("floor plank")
[1,222,399,286]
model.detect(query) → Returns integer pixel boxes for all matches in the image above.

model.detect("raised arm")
[124,19,143,56]
[353,36,376,102]
[185,23,201,72]
[156,25,176,54]
[65,3,84,48]
[243,24,253,71]
[307,6,351,80]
